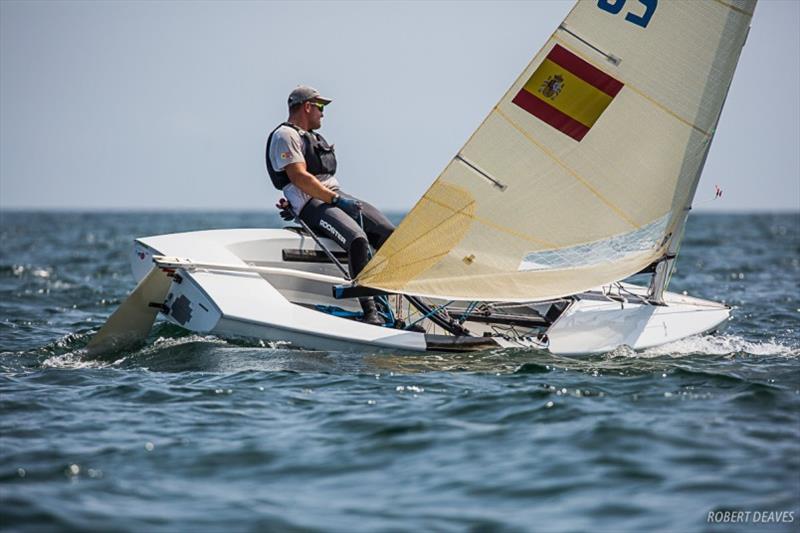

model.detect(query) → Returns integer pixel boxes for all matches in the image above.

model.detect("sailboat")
[88,0,756,356]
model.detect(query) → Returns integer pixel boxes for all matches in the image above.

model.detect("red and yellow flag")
[512,45,623,141]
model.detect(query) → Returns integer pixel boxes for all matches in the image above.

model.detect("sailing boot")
[359,297,384,326]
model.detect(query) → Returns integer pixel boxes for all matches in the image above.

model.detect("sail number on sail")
[597,0,657,28]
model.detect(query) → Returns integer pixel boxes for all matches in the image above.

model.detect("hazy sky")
[1,0,798,212]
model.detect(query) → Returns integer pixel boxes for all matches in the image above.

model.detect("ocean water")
[1,211,798,532]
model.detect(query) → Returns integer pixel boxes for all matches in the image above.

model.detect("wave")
[35,326,307,373]
[642,334,799,358]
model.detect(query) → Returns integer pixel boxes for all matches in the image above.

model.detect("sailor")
[266,85,394,326]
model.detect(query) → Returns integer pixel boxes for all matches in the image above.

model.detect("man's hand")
[334,195,362,213]
[275,198,294,221]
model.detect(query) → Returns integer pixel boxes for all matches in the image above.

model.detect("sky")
[1,0,798,213]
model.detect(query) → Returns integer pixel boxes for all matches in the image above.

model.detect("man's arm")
[284,162,337,204]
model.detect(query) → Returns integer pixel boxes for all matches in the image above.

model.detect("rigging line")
[454,155,507,191]
[711,0,755,17]
[612,282,651,305]
[406,301,455,329]
[458,301,480,324]
[551,34,712,139]
[493,106,639,230]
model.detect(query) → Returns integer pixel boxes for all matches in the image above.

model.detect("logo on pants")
[320,219,347,247]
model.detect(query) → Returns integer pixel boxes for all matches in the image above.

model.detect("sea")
[1,211,798,532]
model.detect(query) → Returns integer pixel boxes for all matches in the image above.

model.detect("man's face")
[305,100,325,130]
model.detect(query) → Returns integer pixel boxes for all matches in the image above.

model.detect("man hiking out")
[265,85,394,326]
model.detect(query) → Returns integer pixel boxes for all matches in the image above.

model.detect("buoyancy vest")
[265,122,337,190]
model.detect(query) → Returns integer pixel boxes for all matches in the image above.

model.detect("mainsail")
[358,0,756,302]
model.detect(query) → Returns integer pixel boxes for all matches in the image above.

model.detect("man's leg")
[336,192,395,250]
[332,193,397,326]
[298,199,383,325]
[298,199,372,277]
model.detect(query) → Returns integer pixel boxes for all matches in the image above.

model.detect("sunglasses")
[309,102,325,111]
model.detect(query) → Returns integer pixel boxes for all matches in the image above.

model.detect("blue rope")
[406,301,454,330]
[314,304,362,318]
[458,301,479,324]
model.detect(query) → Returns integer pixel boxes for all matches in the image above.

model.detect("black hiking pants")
[298,192,394,279]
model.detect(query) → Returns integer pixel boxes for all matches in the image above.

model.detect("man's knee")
[348,236,371,277]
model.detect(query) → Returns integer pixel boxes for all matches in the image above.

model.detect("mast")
[648,17,754,303]
[647,141,713,304]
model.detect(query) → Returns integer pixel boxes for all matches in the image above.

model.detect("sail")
[358,0,756,302]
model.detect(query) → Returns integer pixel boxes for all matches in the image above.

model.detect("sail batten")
[455,155,507,191]
[557,24,621,66]
[712,0,755,17]
[358,0,756,302]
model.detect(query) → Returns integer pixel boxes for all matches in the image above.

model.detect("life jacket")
[265,122,337,190]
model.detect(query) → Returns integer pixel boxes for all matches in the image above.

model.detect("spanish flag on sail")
[512,44,623,141]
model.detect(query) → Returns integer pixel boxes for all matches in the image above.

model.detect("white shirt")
[268,125,340,214]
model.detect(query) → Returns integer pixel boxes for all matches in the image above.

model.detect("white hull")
[131,228,729,355]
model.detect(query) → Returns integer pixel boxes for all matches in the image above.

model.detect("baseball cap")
[287,85,332,107]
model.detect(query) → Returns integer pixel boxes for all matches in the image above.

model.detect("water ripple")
[1,212,798,532]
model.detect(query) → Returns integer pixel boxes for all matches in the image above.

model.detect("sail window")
[518,213,669,271]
